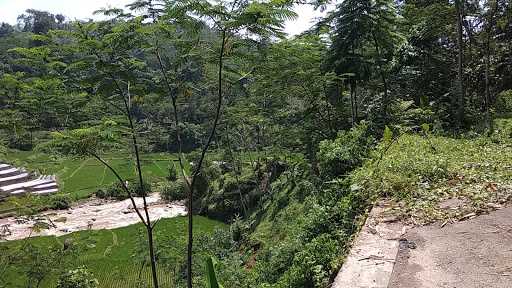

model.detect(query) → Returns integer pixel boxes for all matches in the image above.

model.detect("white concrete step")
[0,173,29,184]
[0,178,54,192]
[32,188,58,195]
[0,164,11,170]
[10,189,27,195]
[0,163,59,198]
[30,183,58,193]
[0,168,21,176]
[32,182,58,189]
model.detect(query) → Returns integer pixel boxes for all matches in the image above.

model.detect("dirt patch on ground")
[389,206,512,288]
[438,198,467,210]
[0,194,186,241]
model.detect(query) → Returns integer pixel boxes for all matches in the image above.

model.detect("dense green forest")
[1,0,512,287]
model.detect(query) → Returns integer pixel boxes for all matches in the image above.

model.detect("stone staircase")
[0,163,58,200]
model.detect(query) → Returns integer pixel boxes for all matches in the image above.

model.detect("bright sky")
[0,0,326,36]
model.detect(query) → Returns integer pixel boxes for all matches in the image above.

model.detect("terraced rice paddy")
[1,216,226,288]
[2,151,177,197]
[0,151,177,213]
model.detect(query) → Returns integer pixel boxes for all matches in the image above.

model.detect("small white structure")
[0,163,58,199]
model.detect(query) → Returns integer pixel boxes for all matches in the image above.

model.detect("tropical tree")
[324,0,403,126]
[159,1,296,286]
[64,17,166,287]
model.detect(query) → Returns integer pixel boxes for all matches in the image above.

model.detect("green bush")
[94,188,108,199]
[351,134,451,201]
[8,131,33,151]
[389,99,438,131]
[491,118,512,143]
[0,139,7,156]
[167,122,205,153]
[49,194,71,210]
[132,179,152,197]
[495,90,512,115]
[349,131,512,223]
[192,171,210,200]
[204,162,223,183]
[201,169,261,220]
[318,122,374,177]
[160,179,188,202]
[56,266,98,288]
[96,179,151,200]
[286,234,339,287]
[255,241,300,284]
[96,182,125,200]
[167,163,178,181]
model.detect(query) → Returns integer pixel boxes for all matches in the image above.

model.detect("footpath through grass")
[1,216,226,288]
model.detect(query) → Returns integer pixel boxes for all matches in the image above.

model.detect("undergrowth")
[204,124,375,287]
[353,121,512,223]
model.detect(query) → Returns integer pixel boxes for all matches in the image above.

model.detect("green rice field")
[1,216,226,288]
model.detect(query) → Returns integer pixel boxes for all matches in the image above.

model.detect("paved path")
[333,203,409,288]
[389,206,512,288]
[333,204,512,288]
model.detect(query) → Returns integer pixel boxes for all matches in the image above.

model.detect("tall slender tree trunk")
[349,79,358,126]
[186,29,227,288]
[154,28,226,288]
[485,37,492,133]
[455,0,465,129]
[225,131,248,217]
[372,32,389,123]
[125,86,159,288]
[146,226,158,287]
[380,73,389,121]
[93,76,160,288]
[485,0,497,134]
[349,80,355,126]
[354,79,358,123]
[109,78,159,288]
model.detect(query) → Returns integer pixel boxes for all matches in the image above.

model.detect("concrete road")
[389,207,512,288]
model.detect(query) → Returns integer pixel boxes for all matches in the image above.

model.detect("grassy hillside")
[1,216,226,288]
[209,119,512,287]
[352,119,512,223]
